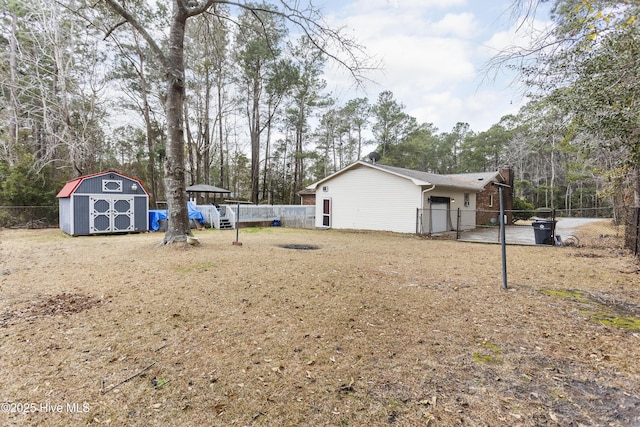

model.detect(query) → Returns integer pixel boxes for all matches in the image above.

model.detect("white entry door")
[90,196,135,233]
[431,203,449,233]
[322,198,331,227]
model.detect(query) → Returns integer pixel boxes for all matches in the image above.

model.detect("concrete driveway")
[457,217,609,245]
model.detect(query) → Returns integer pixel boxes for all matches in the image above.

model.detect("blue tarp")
[148,210,167,231]
[148,202,204,231]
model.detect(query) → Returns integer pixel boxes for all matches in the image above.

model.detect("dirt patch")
[277,243,321,250]
[568,251,607,258]
[0,228,639,426]
[0,293,102,327]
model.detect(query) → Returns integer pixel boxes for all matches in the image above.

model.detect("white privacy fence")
[193,204,315,229]
[232,205,316,228]
[191,205,229,229]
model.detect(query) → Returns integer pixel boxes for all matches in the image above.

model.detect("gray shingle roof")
[307,160,503,191]
[442,171,502,190]
[372,163,500,190]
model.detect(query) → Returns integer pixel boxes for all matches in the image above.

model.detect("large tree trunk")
[162,8,191,244]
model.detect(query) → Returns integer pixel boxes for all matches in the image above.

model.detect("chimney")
[499,167,515,218]
[499,167,514,188]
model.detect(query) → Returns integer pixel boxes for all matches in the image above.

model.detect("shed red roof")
[56,170,148,198]
[56,178,83,198]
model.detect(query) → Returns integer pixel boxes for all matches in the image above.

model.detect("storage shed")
[57,170,149,236]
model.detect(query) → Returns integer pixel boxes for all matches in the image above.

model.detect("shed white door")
[90,196,135,233]
[431,203,448,233]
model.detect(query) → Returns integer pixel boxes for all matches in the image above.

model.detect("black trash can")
[532,219,556,245]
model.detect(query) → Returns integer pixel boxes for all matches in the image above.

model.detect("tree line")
[0,0,634,224]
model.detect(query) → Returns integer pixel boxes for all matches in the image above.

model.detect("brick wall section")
[298,192,316,205]
[475,168,514,226]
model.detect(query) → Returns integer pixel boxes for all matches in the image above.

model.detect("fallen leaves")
[0,292,102,326]
[0,228,638,426]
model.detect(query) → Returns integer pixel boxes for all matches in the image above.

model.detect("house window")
[103,180,123,192]
[489,194,494,207]
[464,193,470,207]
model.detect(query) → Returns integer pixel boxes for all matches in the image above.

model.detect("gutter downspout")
[419,184,436,234]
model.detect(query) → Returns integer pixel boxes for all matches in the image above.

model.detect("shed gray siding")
[134,196,149,231]
[76,176,104,194]
[73,195,90,236]
[74,174,145,196]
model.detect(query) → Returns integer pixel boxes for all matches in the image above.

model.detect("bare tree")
[2,0,107,176]
[3,8,20,168]
[498,0,640,206]
[100,0,370,244]
[110,26,165,205]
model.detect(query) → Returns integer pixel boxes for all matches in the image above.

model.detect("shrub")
[513,197,535,222]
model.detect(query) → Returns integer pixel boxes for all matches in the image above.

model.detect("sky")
[316,0,550,134]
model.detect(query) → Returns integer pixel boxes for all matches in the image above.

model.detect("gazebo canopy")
[186,184,231,194]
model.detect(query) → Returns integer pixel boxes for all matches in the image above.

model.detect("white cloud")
[480,15,554,58]
[432,12,478,38]
[320,0,538,132]
[339,0,467,12]
[403,86,522,133]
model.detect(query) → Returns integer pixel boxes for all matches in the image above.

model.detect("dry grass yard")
[1,226,639,426]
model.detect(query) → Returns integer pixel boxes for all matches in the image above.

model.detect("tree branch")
[103,19,128,40]
[103,0,170,70]
[211,0,377,88]
[185,0,217,18]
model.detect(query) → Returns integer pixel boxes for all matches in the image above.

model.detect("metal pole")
[235,201,240,243]
[499,185,508,289]
[552,208,556,243]
[225,199,250,246]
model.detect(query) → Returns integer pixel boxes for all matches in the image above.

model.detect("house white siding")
[459,191,477,230]
[315,166,421,233]
[422,189,476,231]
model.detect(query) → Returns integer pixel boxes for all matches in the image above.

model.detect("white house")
[307,161,510,234]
